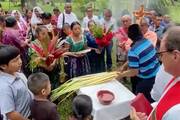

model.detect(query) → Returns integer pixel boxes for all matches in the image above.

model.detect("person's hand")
[130,107,148,120]
[45,59,56,71]
[74,53,85,57]
[119,41,126,48]
[95,49,101,54]
[22,38,31,47]
[118,65,127,73]
[115,72,124,80]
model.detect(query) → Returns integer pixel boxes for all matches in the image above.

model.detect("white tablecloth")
[78,80,135,120]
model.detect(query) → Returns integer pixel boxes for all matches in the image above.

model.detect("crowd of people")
[0,2,180,120]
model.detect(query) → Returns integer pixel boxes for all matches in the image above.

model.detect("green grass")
[57,94,74,120]
[168,6,180,23]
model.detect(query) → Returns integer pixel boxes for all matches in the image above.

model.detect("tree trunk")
[31,0,37,6]
[170,0,175,5]
[21,0,26,10]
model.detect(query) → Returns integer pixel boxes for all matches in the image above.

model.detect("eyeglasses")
[156,50,172,59]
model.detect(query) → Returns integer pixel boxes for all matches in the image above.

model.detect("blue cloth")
[84,32,106,73]
[84,31,98,48]
[128,38,160,79]
[155,25,165,40]
[105,41,113,69]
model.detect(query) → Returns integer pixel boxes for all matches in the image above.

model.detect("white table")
[78,80,135,120]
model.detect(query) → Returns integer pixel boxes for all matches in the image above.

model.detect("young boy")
[28,72,60,120]
[0,44,32,120]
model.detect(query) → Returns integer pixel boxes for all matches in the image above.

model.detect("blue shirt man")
[128,39,160,79]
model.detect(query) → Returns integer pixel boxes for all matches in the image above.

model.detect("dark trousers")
[103,41,113,70]
[131,76,155,103]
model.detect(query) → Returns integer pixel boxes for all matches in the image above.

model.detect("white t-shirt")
[99,17,117,32]
[57,12,78,29]
[82,15,99,31]
[151,65,173,101]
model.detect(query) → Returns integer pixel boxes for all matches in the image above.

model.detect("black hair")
[72,94,92,120]
[5,16,17,27]
[53,7,60,12]
[25,9,33,14]
[70,21,81,30]
[41,12,52,20]
[87,20,96,28]
[103,8,112,16]
[128,24,143,44]
[60,23,70,40]
[28,72,50,95]
[35,25,47,37]
[0,44,20,68]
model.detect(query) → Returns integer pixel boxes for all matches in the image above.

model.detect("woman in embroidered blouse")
[64,21,91,79]
[29,25,61,89]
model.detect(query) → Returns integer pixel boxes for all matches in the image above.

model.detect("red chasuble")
[148,77,180,120]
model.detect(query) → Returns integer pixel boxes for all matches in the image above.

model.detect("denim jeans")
[103,41,113,70]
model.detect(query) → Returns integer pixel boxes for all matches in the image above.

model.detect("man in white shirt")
[57,2,78,29]
[99,9,116,71]
[150,65,172,101]
[82,7,99,31]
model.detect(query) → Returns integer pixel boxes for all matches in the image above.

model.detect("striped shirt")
[128,38,160,79]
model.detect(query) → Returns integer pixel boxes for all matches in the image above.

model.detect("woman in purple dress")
[2,16,30,76]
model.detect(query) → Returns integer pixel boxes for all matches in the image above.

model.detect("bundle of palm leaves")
[51,71,118,102]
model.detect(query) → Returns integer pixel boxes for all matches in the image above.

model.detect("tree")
[148,0,168,15]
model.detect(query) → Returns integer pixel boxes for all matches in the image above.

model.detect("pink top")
[115,27,132,52]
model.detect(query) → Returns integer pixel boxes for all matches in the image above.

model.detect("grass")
[57,94,74,120]
[168,6,180,23]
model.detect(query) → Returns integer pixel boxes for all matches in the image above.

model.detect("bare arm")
[7,111,28,120]
[116,68,139,80]
[118,61,128,72]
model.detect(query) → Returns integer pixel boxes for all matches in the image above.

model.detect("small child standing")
[69,95,93,120]
[28,72,60,120]
[0,44,32,120]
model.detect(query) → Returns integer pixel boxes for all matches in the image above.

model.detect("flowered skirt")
[65,55,91,79]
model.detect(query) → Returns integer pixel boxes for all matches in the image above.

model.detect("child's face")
[0,55,22,74]
[72,24,81,36]
[42,19,51,25]
[14,12,20,21]
[27,10,32,18]
[88,22,95,31]
[63,26,71,35]
[38,28,49,40]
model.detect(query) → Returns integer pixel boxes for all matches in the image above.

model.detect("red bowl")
[97,90,115,105]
